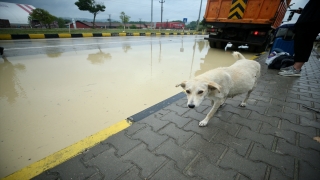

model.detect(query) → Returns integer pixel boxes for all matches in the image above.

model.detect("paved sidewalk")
[33,52,320,180]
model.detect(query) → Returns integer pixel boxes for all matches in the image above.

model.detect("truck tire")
[215,42,227,49]
[209,41,216,48]
[209,41,227,49]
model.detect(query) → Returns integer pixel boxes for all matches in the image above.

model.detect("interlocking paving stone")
[136,113,170,132]
[284,106,315,120]
[269,167,292,180]
[158,123,194,145]
[219,149,267,180]
[183,133,226,163]
[249,143,295,178]
[32,172,60,180]
[194,105,209,113]
[121,143,167,178]
[116,166,142,180]
[183,109,206,122]
[299,160,320,180]
[260,122,296,144]
[155,138,197,170]
[164,103,189,116]
[102,131,141,156]
[183,120,220,141]
[220,104,251,118]
[276,139,320,169]
[82,143,111,162]
[185,154,238,179]
[203,107,233,120]
[271,98,299,110]
[125,123,147,136]
[160,111,192,128]
[226,114,261,131]
[237,126,274,149]
[208,117,241,135]
[300,116,320,129]
[86,148,132,180]
[299,134,320,151]
[131,126,168,151]
[150,160,195,180]
[281,119,317,138]
[248,111,280,127]
[175,97,188,107]
[41,155,97,180]
[212,130,251,156]
[266,107,298,124]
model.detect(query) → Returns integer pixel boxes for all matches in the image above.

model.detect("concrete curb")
[0,32,206,40]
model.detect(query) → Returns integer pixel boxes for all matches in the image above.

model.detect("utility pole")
[151,0,153,29]
[166,19,168,29]
[159,0,165,30]
[139,18,142,29]
[196,0,203,31]
[108,14,111,28]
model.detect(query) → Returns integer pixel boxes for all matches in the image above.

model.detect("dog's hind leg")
[240,90,252,107]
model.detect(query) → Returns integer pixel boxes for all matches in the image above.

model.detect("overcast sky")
[3,0,308,23]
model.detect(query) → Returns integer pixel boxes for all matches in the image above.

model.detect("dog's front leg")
[199,100,221,127]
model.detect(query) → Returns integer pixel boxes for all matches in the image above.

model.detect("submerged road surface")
[0,35,256,177]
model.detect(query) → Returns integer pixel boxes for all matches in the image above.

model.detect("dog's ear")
[208,82,221,93]
[176,81,186,88]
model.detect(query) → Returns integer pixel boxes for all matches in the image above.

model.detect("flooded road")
[0,35,256,177]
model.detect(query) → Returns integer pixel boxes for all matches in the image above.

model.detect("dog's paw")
[199,120,208,127]
[239,103,246,107]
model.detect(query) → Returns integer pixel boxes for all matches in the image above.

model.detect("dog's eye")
[198,90,204,94]
[186,90,191,94]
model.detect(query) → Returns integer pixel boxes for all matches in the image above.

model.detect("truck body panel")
[203,0,291,52]
[204,0,289,28]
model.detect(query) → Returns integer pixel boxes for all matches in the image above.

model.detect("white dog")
[176,52,260,127]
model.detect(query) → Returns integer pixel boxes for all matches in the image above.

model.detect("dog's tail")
[232,51,246,60]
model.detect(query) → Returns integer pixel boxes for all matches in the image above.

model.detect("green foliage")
[64,19,71,24]
[186,21,197,30]
[28,8,56,29]
[119,12,130,30]
[120,12,130,25]
[56,17,66,28]
[74,0,106,28]
[129,25,137,29]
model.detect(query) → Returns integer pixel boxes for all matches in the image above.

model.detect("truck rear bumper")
[204,37,264,46]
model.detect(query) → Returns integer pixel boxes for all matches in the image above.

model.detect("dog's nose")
[188,104,195,108]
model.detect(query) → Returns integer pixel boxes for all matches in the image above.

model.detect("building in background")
[0,1,36,27]
[156,22,185,29]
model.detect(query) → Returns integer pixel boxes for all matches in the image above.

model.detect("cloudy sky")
[3,0,308,23]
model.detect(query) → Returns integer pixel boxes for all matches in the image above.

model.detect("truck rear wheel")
[209,41,227,49]
[209,41,216,48]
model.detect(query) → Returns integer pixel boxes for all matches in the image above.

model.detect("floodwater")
[0,35,256,177]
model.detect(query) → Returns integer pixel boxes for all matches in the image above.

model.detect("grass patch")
[0,28,199,34]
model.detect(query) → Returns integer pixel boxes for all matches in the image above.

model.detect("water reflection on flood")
[87,48,112,64]
[0,57,26,104]
[0,36,256,178]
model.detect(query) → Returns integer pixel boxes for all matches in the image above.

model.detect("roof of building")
[0,1,36,25]
[74,21,148,28]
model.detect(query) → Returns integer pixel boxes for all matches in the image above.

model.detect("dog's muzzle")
[188,104,195,108]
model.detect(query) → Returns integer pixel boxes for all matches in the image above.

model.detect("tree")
[186,21,197,30]
[29,8,56,28]
[56,17,66,28]
[75,0,106,29]
[119,12,130,31]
